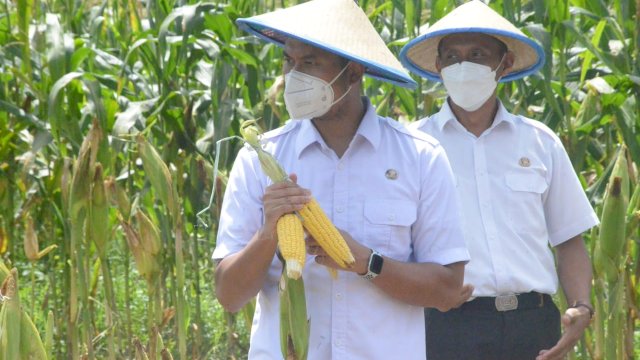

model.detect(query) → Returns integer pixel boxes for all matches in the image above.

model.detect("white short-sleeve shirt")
[412,101,599,297]
[213,99,469,359]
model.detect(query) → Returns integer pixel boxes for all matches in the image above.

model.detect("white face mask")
[283,63,352,120]
[440,56,505,112]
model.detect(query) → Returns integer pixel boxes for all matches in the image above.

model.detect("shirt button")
[337,163,344,170]
[336,206,344,213]
[336,339,343,347]
[336,293,343,300]
[387,214,395,221]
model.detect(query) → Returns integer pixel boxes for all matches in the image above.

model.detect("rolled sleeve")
[545,140,599,246]
[212,146,266,260]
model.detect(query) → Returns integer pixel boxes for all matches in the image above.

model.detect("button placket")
[474,139,505,288]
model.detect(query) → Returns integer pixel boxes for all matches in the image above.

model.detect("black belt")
[462,292,550,312]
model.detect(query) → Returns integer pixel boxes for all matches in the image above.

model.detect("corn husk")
[69,121,101,221]
[0,268,47,359]
[594,147,629,283]
[240,120,288,183]
[0,225,7,255]
[105,176,132,220]
[90,164,110,257]
[136,210,162,260]
[0,269,20,359]
[134,338,150,360]
[241,120,310,360]
[239,120,354,271]
[23,215,57,262]
[279,274,309,360]
[121,218,160,284]
[136,135,179,222]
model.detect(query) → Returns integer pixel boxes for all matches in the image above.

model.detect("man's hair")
[437,33,508,57]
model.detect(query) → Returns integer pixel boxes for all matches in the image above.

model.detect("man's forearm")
[556,235,593,305]
[372,260,465,310]
[215,229,278,313]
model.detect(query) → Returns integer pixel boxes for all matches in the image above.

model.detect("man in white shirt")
[400,2,599,360]
[212,0,469,359]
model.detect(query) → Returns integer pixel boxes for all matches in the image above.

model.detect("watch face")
[370,252,384,274]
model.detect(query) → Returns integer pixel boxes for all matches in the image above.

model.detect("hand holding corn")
[307,229,373,276]
[240,120,356,279]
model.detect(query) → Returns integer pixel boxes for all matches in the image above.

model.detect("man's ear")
[435,56,442,73]
[499,50,516,77]
[348,62,365,85]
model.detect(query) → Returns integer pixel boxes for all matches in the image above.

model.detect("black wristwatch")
[361,250,384,280]
[571,301,595,320]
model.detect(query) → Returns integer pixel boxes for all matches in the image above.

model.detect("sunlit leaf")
[113,97,160,135]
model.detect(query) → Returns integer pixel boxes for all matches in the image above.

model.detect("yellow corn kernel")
[277,214,306,279]
[299,199,355,269]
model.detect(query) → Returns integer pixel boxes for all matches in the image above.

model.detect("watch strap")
[361,250,383,280]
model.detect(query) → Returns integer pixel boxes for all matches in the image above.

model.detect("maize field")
[0,0,638,358]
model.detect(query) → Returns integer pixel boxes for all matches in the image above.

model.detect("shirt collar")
[433,99,516,132]
[295,97,381,158]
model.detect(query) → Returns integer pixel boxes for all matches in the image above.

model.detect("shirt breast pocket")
[504,170,548,233]
[363,199,417,260]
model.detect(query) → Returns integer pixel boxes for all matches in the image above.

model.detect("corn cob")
[0,225,7,255]
[0,269,20,359]
[121,217,160,284]
[0,268,47,359]
[277,214,306,279]
[69,121,101,220]
[241,120,311,360]
[23,215,58,262]
[626,180,640,235]
[134,338,150,360]
[299,199,355,268]
[240,120,355,271]
[137,134,179,223]
[136,210,163,258]
[90,164,110,257]
[105,176,132,220]
[161,348,175,360]
[594,147,629,283]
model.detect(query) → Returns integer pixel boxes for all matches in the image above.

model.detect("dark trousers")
[425,294,560,360]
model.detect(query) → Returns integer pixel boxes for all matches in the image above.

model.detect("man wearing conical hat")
[213,0,470,358]
[400,1,598,359]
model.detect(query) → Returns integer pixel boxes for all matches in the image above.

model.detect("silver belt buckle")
[495,294,518,311]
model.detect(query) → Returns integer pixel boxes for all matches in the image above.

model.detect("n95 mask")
[283,63,352,120]
[440,56,505,112]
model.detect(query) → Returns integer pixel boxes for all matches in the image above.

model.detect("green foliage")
[0,0,637,358]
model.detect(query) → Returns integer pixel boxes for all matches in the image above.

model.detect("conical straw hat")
[399,0,544,82]
[236,0,417,89]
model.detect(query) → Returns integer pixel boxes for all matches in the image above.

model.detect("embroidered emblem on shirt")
[519,157,531,167]
[385,169,398,180]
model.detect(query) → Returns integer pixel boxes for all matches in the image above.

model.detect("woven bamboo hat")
[236,0,417,89]
[399,0,544,82]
